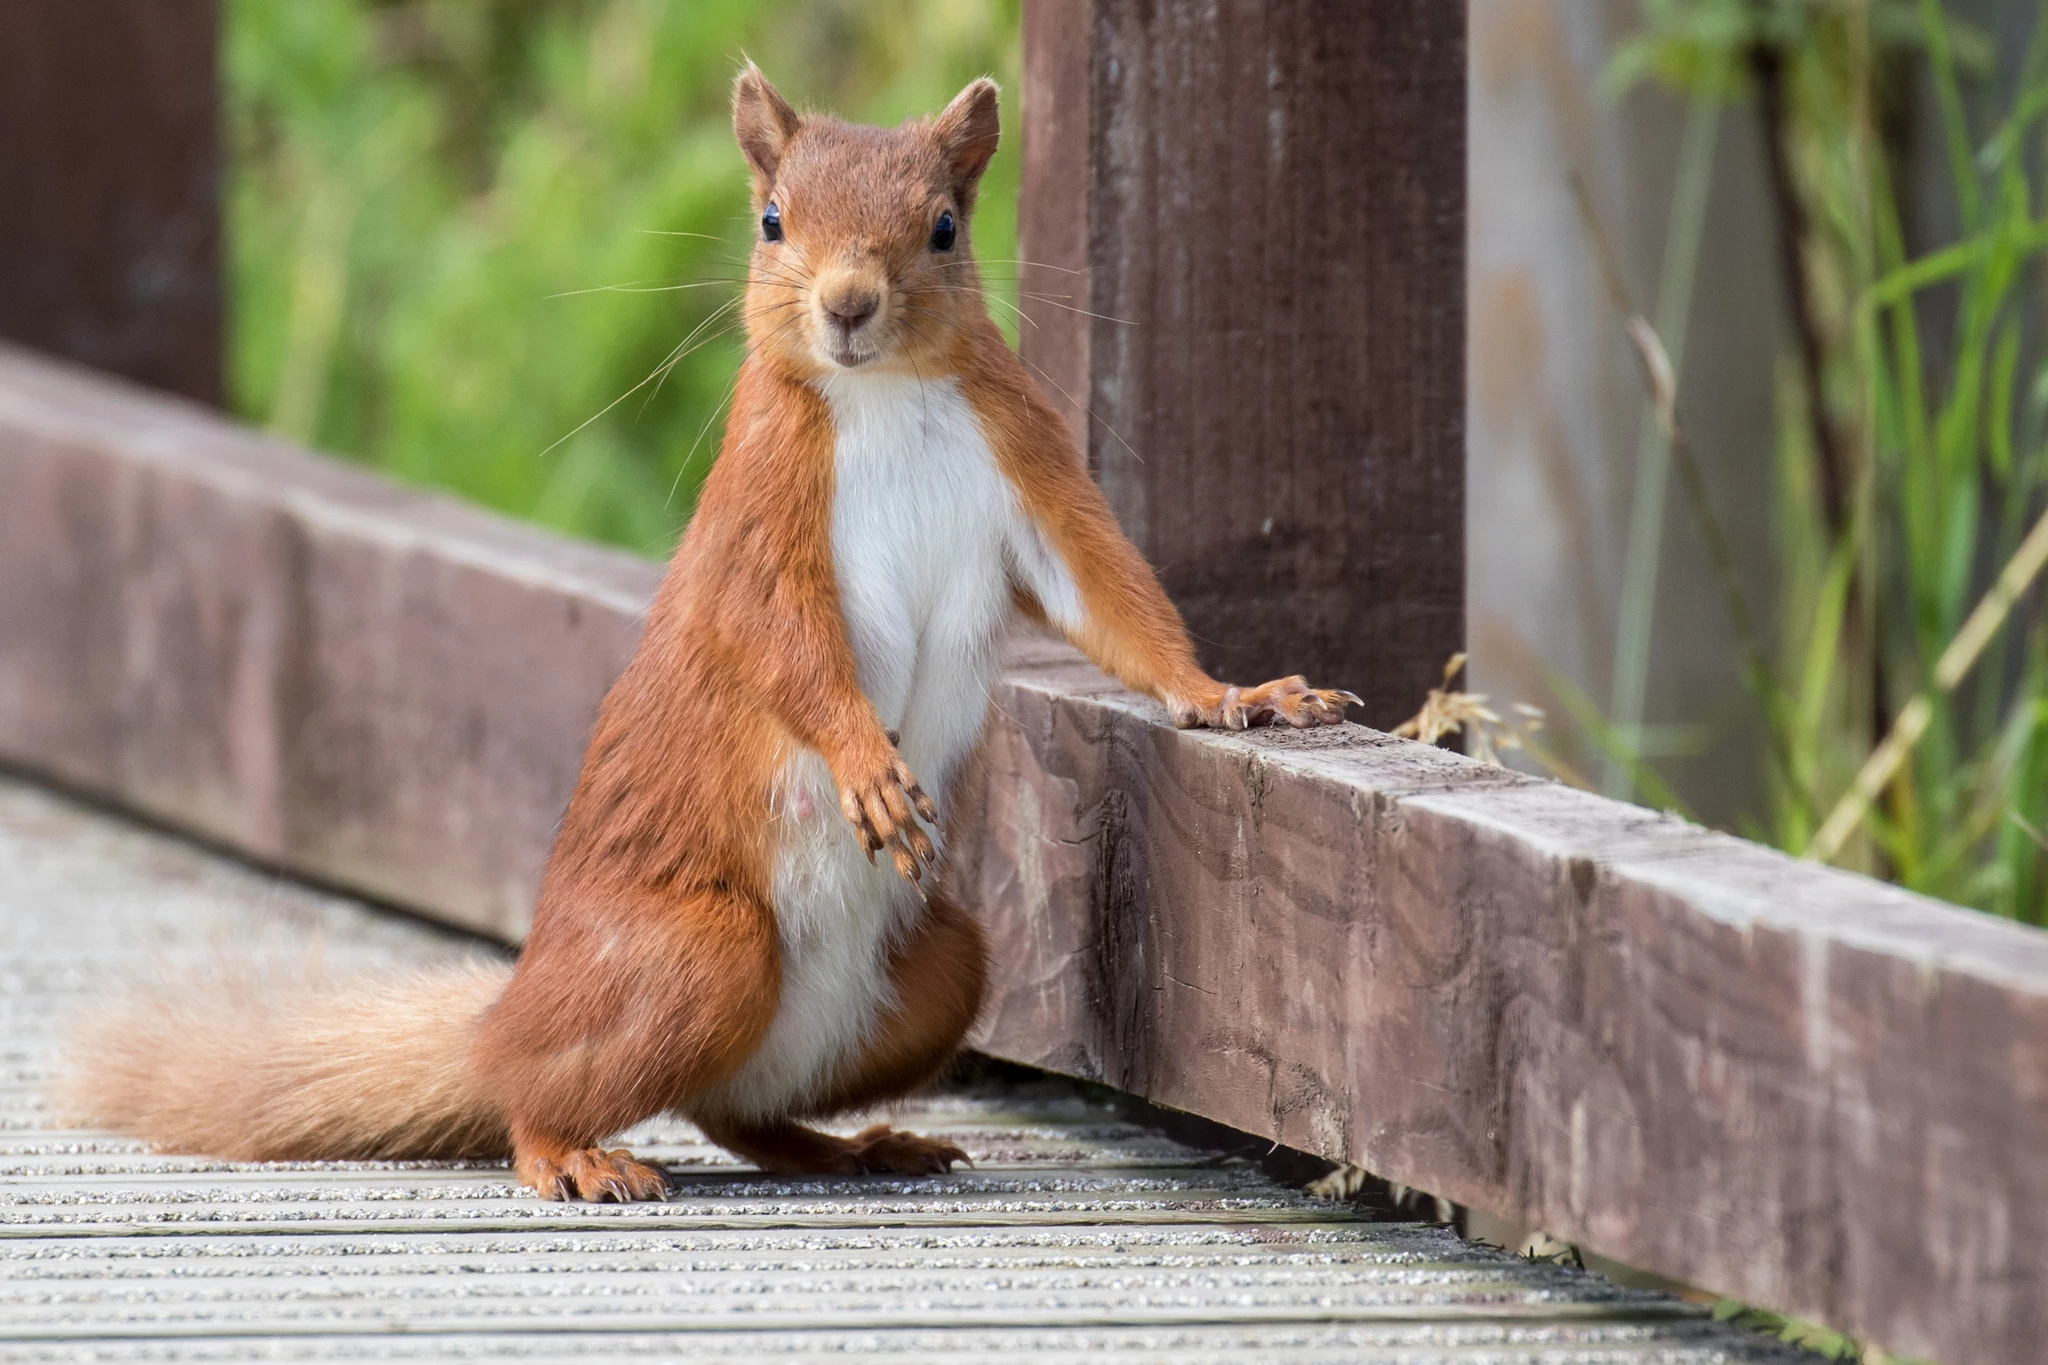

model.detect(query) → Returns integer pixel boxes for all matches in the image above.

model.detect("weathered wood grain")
[949,635,2048,1365]
[0,344,656,938]
[1017,0,1095,450]
[5,328,2047,1365]
[1018,0,1466,728]
[0,0,222,406]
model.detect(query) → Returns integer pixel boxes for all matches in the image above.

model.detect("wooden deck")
[0,777,1806,1362]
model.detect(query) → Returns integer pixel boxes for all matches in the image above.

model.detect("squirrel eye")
[930,210,956,252]
[761,203,783,243]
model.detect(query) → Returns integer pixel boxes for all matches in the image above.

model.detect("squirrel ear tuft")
[733,62,800,191]
[932,78,1001,210]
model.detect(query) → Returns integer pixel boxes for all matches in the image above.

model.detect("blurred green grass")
[226,0,1022,558]
[1608,0,2048,924]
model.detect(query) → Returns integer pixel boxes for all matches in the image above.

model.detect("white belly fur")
[701,370,1080,1123]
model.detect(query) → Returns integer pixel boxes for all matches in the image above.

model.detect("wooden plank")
[948,637,2048,1365]
[0,344,655,938]
[1019,0,1466,728]
[3,306,2047,1365]
[0,0,222,405]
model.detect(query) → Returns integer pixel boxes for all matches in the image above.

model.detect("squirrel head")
[732,64,1001,378]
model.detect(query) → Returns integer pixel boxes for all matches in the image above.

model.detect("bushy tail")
[56,959,515,1161]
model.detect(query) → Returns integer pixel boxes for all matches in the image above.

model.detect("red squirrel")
[61,68,1357,1201]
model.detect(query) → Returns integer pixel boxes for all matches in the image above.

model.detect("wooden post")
[1019,0,1466,727]
[0,0,222,406]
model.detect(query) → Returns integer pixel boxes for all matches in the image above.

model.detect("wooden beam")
[1,345,2044,1365]
[0,0,223,405]
[1018,0,1467,729]
[0,345,652,938]
[949,634,2048,1365]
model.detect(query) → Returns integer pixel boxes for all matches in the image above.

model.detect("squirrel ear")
[932,78,1001,210]
[733,62,800,191]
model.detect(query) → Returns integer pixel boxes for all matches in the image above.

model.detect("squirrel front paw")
[836,730,939,887]
[1170,676,1361,731]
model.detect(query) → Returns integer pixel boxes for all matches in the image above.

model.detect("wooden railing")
[4,6,2046,1365]
[5,342,2047,1365]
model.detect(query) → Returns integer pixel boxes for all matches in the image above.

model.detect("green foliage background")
[1606,0,2048,926]
[226,0,1022,558]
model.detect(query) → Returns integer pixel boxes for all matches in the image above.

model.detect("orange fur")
[57,960,511,1161]
[60,65,1353,1200]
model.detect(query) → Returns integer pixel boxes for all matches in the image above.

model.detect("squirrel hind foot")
[846,1123,970,1176]
[520,1145,669,1202]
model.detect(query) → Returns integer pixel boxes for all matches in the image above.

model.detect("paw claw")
[525,1158,571,1201]
[838,737,940,888]
[520,1146,668,1203]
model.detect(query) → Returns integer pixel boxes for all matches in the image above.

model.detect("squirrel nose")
[823,290,879,332]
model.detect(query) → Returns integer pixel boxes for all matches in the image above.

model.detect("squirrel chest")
[710,370,1072,1120]
[819,369,1046,784]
